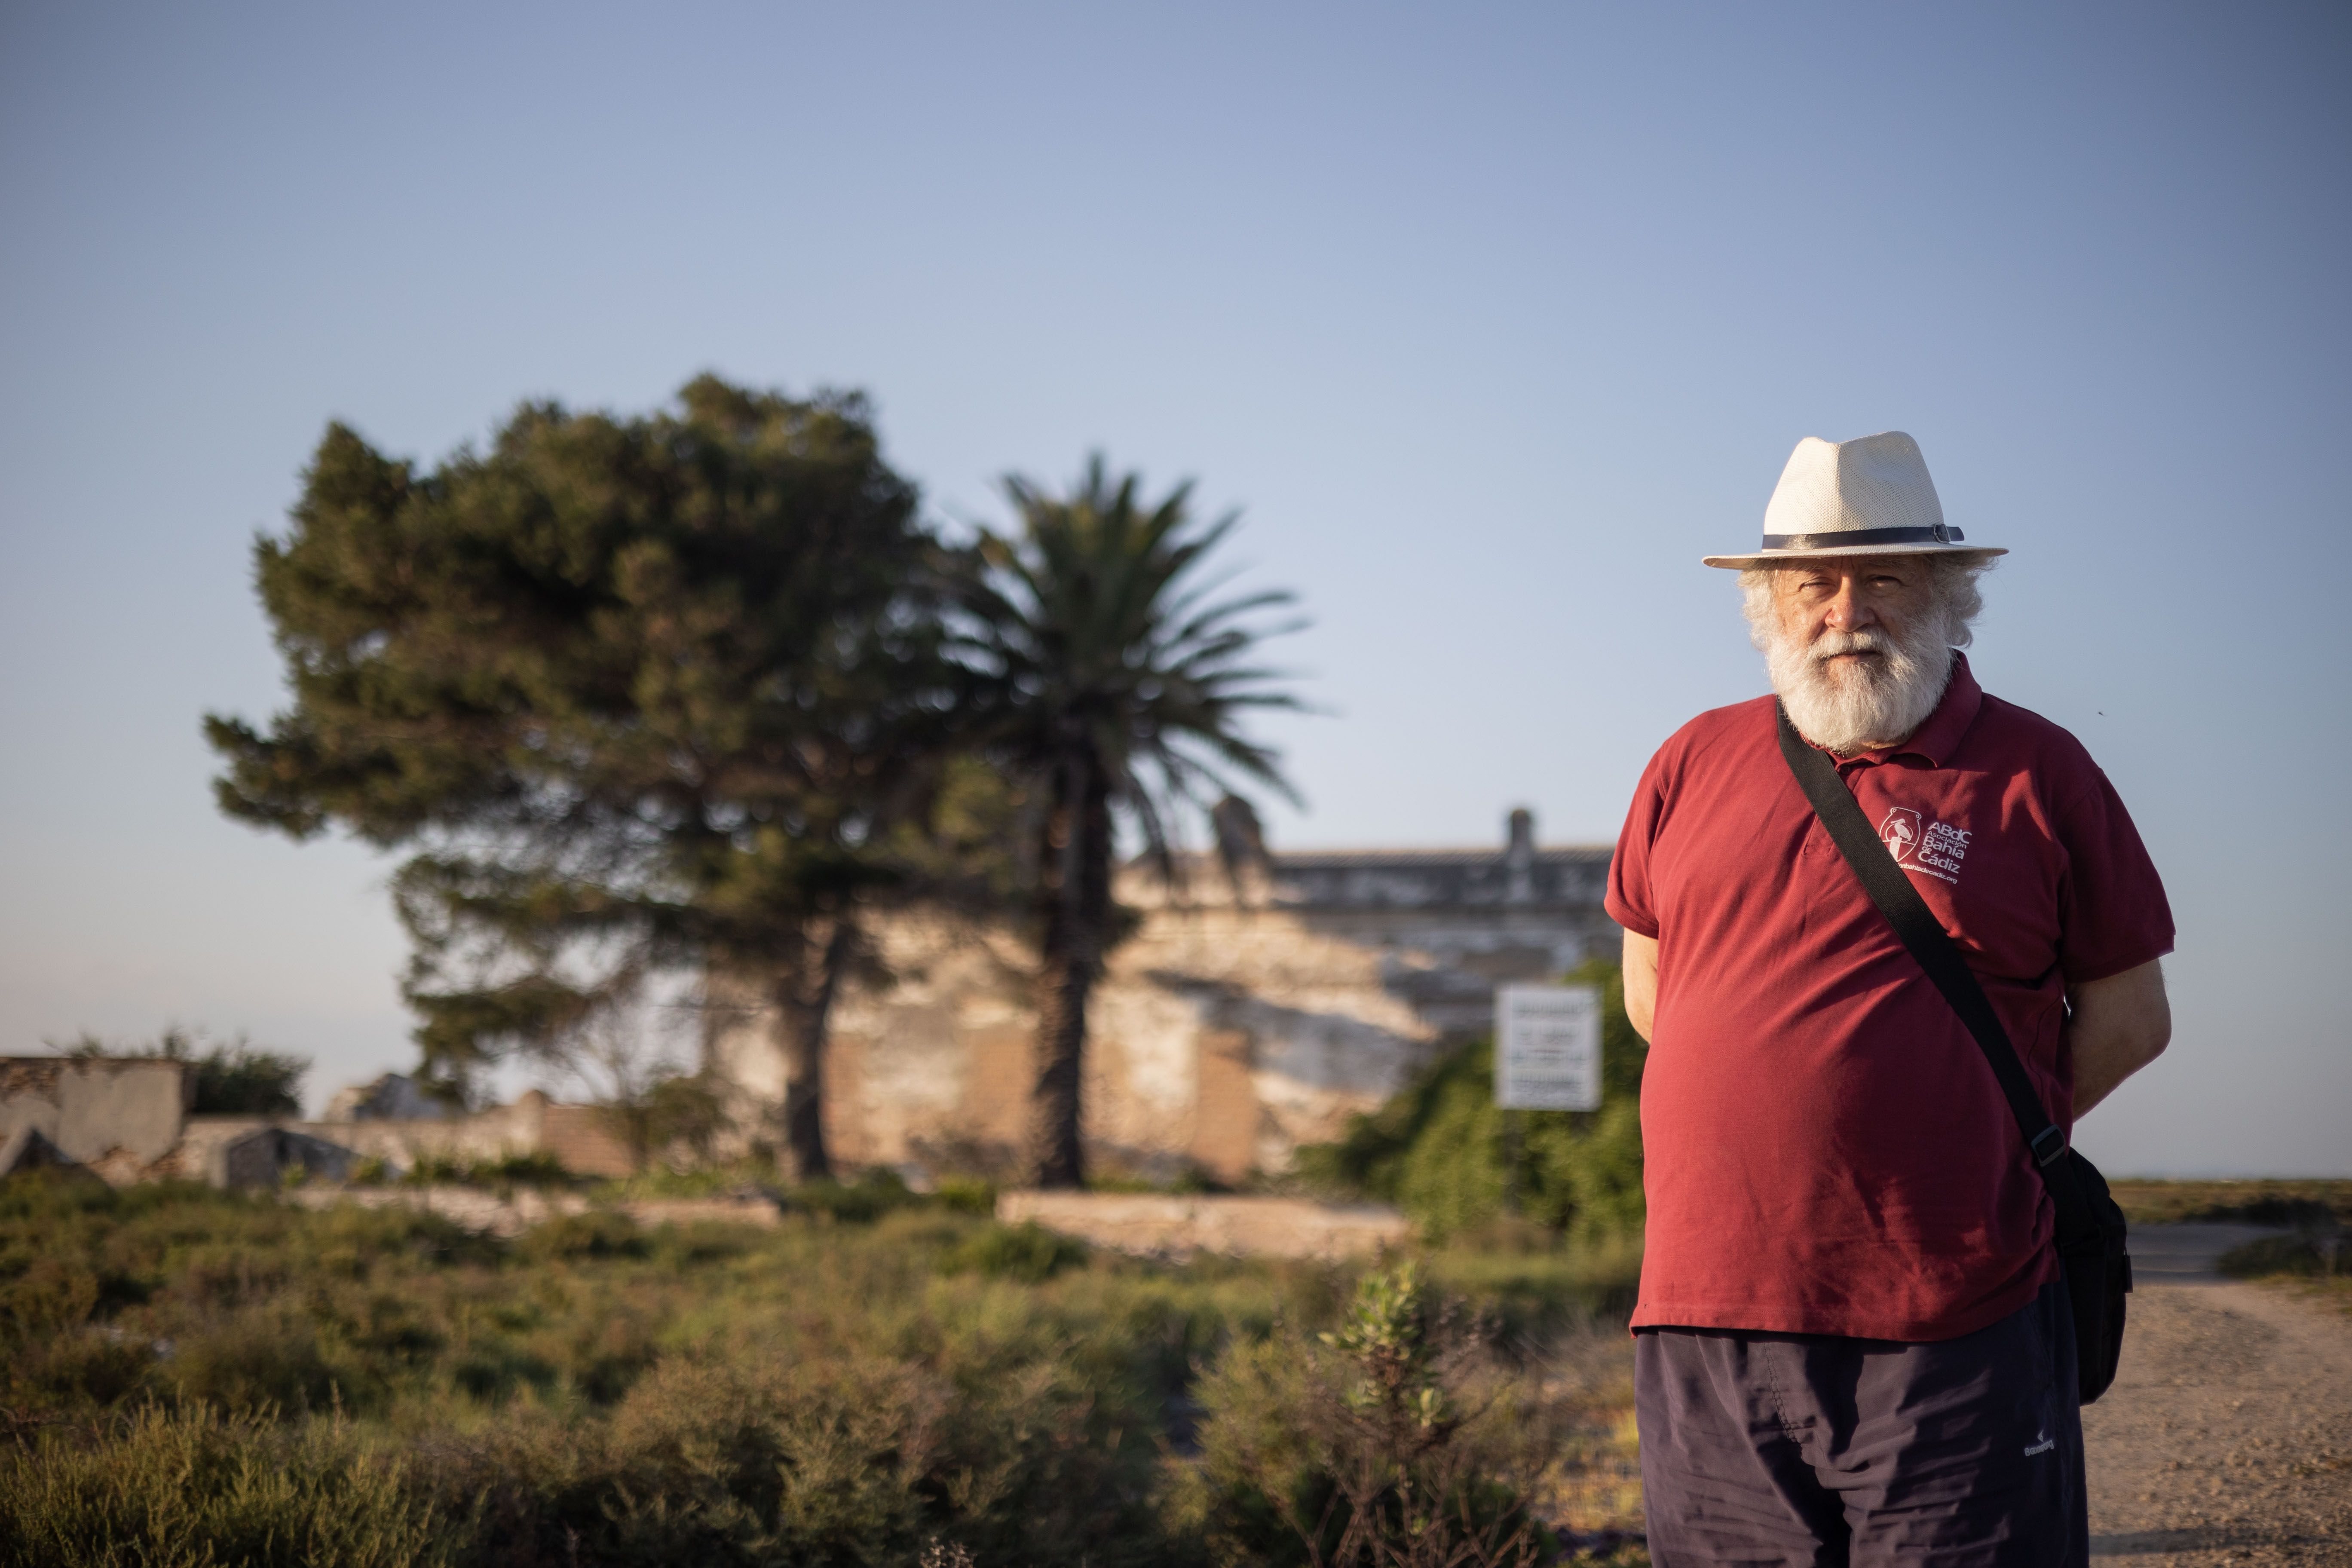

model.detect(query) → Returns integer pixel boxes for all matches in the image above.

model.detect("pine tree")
[208,377,956,1177]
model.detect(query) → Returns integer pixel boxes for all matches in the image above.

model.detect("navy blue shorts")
[1635,1280,2085,1567]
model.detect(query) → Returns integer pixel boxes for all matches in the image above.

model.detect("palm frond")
[955,455,1307,853]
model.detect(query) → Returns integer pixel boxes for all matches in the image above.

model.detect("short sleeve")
[2053,767,2174,984]
[1606,747,1670,939]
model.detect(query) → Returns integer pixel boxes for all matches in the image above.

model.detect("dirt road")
[2084,1225,2352,1564]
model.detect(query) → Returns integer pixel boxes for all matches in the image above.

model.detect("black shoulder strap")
[1773,703,2072,1176]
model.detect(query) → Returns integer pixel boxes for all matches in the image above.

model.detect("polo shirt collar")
[1848,651,1983,768]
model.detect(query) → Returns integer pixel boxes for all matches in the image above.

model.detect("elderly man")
[1608,432,2173,1564]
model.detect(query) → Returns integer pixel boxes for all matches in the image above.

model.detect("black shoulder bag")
[1775,703,2131,1403]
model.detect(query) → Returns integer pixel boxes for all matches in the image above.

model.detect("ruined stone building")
[3,810,1615,1191]
[706,809,1618,1182]
[0,1057,635,1188]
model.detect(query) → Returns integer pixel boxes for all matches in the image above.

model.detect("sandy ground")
[2083,1224,2352,1565]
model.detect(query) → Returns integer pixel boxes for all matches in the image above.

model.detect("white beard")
[1764,618,1955,755]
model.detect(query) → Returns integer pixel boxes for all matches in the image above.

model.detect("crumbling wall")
[0,1057,190,1179]
[321,1072,450,1123]
[706,879,1610,1183]
[295,1092,553,1167]
[213,1127,361,1189]
[171,1091,638,1185]
[647,818,1621,1184]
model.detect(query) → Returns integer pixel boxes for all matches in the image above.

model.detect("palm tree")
[953,456,1302,1188]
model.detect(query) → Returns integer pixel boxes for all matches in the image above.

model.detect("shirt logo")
[1880,807,1969,885]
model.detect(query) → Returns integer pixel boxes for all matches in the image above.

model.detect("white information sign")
[1494,983,1602,1111]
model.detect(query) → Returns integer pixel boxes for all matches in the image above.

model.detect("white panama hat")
[1701,430,2007,570]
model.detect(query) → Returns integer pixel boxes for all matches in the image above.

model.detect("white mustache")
[1809,629,1891,663]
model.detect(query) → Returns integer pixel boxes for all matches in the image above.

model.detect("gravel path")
[2083,1225,2352,1564]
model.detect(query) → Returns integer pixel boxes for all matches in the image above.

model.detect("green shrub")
[0,1404,457,1568]
[401,1151,576,1188]
[55,1026,309,1117]
[1,1253,103,1339]
[778,1167,921,1223]
[934,1175,998,1216]
[1424,1224,1646,1332]
[475,1151,576,1187]
[1182,1262,1564,1567]
[2219,1231,2347,1279]
[414,1341,1174,1568]
[402,1153,468,1185]
[649,1219,766,1269]
[541,1296,662,1403]
[1296,958,1647,1242]
[939,1221,1090,1283]
[518,1210,648,1262]
[160,1309,343,1415]
[448,1340,558,1403]
[6,1327,157,1410]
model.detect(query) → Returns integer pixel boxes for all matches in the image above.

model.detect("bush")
[0,1404,457,1568]
[6,1328,157,1409]
[403,1151,576,1188]
[1183,1263,1565,1567]
[517,1210,648,1262]
[939,1221,1090,1283]
[1297,958,1647,1242]
[934,1176,998,1216]
[777,1167,921,1224]
[55,1026,308,1116]
[2219,1231,2349,1280]
[161,1309,343,1415]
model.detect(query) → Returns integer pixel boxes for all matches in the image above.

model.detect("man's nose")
[1824,579,1878,630]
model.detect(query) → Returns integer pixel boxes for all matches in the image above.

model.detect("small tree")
[1190,1263,1561,1567]
[1298,959,1646,1241]
[949,456,1302,1188]
[1296,958,1648,1242]
[208,377,958,1178]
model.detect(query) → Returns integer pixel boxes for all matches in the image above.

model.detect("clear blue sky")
[2,2,2344,1174]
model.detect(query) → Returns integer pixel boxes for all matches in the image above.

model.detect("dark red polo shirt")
[1606,654,2173,1341]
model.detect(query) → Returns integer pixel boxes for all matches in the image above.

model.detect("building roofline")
[1270,844,1611,864]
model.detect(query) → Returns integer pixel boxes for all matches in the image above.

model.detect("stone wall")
[998,1191,1413,1260]
[1,1062,637,1186]
[0,1057,191,1181]
[707,812,1619,1181]
[280,1094,634,1180]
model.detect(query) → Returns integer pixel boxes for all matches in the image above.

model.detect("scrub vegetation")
[1295,960,1647,1246]
[51,1026,309,1118]
[2196,1185,2352,1314]
[2106,1178,2352,1228]
[0,1171,1647,1567]
[2112,1178,2352,1314]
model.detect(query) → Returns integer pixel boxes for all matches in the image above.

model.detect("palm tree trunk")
[773,919,858,1182]
[1029,748,1113,1188]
